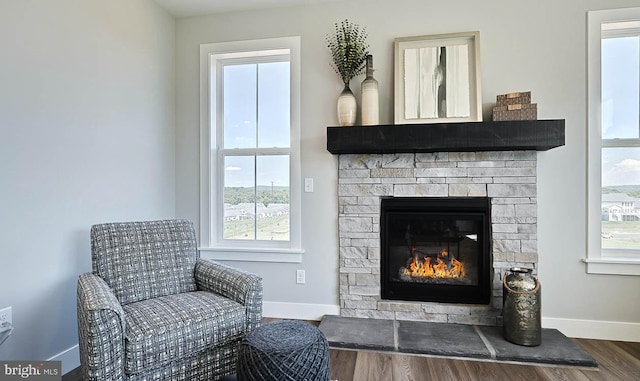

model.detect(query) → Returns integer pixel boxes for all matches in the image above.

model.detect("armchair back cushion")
[91,219,198,305]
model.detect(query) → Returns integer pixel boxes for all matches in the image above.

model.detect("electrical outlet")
[0,307,12,325]
[296,270,305,284]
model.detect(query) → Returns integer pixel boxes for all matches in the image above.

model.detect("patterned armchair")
[77,219,262,381]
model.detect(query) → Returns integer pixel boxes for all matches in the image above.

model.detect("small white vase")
[361,55,379,126]
[337,85,357,126]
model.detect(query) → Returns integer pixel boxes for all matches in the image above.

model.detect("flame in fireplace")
[402,249,466,279]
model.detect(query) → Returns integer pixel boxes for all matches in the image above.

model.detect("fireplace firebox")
[381,197,491,305]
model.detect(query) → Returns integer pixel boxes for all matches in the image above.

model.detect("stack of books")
[493,91,537,121]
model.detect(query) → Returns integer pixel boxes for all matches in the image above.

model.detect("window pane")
[256,155,289,241]
[258,61,290,148]
[601,36,640,139]
[224,64,257,148]
[601,147,640,250]
[223,156,255,240]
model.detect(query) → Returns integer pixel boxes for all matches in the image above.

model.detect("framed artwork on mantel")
[394,31,482,124]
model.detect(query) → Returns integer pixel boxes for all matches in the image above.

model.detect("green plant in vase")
[326,19,369,126]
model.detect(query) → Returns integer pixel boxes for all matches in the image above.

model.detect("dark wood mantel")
[326,119,565,154]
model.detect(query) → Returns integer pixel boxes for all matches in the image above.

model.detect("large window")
[587,8,640,275]
[200,37,302,262]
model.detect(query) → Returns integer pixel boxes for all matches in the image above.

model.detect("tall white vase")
[361,55,379,126]
[337,85,357,126]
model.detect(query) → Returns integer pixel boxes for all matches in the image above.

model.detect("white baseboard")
[543,317,640,342]
[51,314,636,376]
[48,344,79,374]
[263,301,340,321]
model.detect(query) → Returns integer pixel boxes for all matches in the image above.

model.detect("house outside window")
[199,37,302,262]
[587,7,640,275]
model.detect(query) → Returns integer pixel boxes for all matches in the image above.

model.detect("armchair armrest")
[195,259,263,331]
[77,273,126,381]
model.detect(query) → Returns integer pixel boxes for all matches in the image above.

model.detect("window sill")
[582,258,640,276]
[199,246,304,263]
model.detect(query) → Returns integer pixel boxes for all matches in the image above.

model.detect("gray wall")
[175,0,640,339]
[1,0,639,372]
[0,0,175,371]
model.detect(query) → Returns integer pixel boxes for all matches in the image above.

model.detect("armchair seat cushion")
[122,291,246,375]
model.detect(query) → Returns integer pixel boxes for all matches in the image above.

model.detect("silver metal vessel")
[502,267,541,346]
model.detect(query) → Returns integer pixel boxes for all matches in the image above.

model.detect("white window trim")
[586,7,640,275]
[199,36,303,263]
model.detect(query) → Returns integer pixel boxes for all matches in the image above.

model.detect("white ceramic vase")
[361,55,379,126]
[337,85,357,126]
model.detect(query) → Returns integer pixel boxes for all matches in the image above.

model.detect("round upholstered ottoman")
[237,320,330,381]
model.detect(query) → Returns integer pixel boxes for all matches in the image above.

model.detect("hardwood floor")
[63,320,640,381]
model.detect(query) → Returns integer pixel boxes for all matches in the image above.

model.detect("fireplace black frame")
[380,197,491,305]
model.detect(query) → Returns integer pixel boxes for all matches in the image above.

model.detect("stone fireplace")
[338,151,539,326]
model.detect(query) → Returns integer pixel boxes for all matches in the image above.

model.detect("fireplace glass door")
[381,197,491,304]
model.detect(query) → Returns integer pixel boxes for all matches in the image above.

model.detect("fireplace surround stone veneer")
[338,151,538,326]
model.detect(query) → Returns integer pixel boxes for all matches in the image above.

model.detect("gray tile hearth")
[397,320,491,359]
[477,326,598,367]
[319,316,396,351]
[319,315,598,368]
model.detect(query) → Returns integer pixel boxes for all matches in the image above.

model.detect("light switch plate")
[304,178,314,193]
